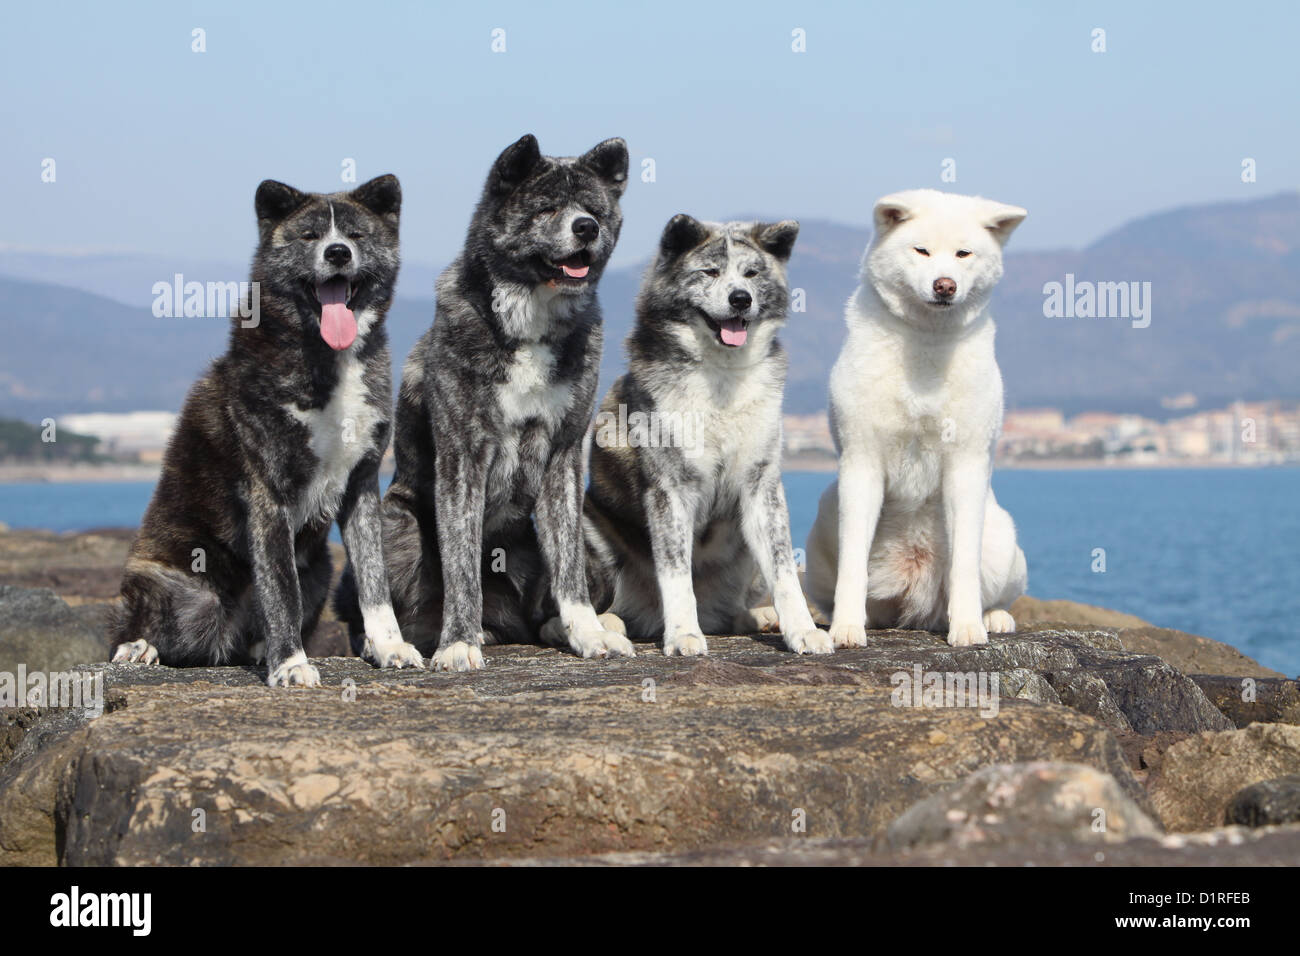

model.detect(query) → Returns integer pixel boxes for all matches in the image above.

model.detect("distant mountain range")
[3,192,1298,420]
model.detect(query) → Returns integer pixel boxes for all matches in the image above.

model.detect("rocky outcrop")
[7,646,1152,866]
[0,533,1294,867]
[1149,723,1300,831]
[0,617,1261,867]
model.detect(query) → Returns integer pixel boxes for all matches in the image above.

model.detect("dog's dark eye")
[347,231,364,240]
[743,269,759,278]
[956,250,972,258]
[914,247,929,256]
[701,268,720,278]
[300,231,319,241]
[536,208,558,218]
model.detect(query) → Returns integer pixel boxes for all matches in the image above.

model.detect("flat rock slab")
[3,650,1146,866]
[73,623,1233,733]
[0,624,1251,865]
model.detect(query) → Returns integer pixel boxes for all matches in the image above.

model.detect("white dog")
[804,189,1028,648]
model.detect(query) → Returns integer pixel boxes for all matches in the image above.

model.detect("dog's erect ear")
[982,200,1027,245]
[754,220,799,263]
[872,193,915,235]
[352,174,402,221]
[255,180,307,224]
[488,134,543,196]
[658,214,710,264]
[579,138,629,195]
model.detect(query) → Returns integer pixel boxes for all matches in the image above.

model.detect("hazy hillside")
[991,192,1300,416]
[0,278,226,418]
[3,192,1298,420]
[0,416,102,462]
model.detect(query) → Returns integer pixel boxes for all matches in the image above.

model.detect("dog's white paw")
[596,612,627,636]
[432,640,485,672]
[664,633,708,657]
[828,621,867,648]
[266,654,321,688]
[733,605,780,634]
[785,627,834,655]
[946,619,989,647]
[111,639,159,665]
[570,627,636,660]
[983,608,1016,634]
[364,637,425,669]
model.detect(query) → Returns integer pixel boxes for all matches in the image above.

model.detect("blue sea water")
[2,468,1297,675]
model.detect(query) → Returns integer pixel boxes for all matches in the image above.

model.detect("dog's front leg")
[943,453,991,646]
[536,442,634,659]
[644,482,707,656]
[338,461,424,670]
[828,454,884,647]
[739,468,832,655]
[431,441,488,671]
[246,485,317,687]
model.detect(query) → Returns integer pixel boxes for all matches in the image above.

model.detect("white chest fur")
[832,304,1001,509]
[657,359,782,510]
[498,341,574,433]
[284,350,382,529]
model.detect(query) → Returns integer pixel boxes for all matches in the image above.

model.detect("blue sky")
[3,0,1297,269]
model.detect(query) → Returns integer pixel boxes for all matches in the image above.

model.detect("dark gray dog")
[336,134,633,670]
[572,216,832,656]
[110,175,422,686]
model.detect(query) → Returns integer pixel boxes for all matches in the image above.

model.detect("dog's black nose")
[572,217,599,243]
[324,243,352,266]
[728,289,753,312]
[933,277,957,298]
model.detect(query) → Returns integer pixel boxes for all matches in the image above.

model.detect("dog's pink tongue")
[719,318,748,347]
[317,279,356,351]
[561,262,590,279]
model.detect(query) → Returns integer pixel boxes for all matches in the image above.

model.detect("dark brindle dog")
[335,134,633,670]
[110,175,422,686]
